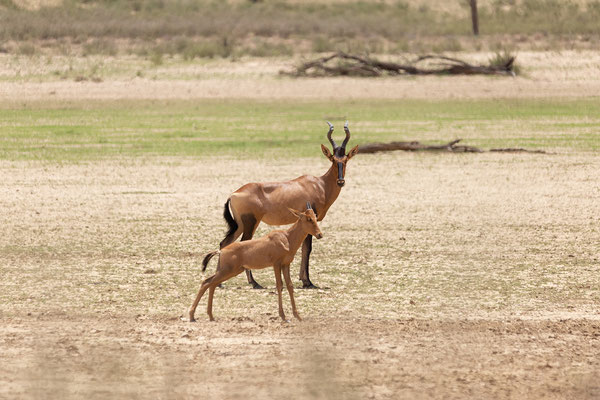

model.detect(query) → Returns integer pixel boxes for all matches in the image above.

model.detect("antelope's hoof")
[251,282,265,290]
[189,316,196,323]
[302,282,319,289]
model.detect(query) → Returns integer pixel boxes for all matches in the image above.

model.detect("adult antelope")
[189,203,323,322]
[218,122,358,289]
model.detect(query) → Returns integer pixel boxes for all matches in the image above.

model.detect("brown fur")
[188,208,323,322]
[219,123,358,288]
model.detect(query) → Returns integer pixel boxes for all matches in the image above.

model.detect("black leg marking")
[240,214,257,241]
[300,235,318,289]
[241,214,263,289]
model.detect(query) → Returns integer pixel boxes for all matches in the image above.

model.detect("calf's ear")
[288,208,303,219]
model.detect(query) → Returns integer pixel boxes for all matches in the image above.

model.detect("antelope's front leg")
[300,235,318,289]
[283,264,301,321]
[273,264,286,321]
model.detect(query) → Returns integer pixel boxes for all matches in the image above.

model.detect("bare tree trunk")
[470,0,479,35]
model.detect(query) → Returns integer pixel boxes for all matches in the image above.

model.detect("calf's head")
[289,202,323,239]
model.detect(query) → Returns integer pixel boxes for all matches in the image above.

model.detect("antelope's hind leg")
[189,263,244,322]
[240,214,263,289]
[205,264,245,321]
[188,275,215,322]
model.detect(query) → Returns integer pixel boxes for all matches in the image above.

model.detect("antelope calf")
[189,203,323,322]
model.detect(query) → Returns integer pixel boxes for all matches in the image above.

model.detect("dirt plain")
[1,51,600,399]
[3,50,600,101]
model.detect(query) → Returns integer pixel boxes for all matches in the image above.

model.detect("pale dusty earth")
[2,51,600,101]
[1,152,599,399]
[1,51,600,399]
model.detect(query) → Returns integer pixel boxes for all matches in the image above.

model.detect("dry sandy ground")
[2,51,600,100]
[2,316,599,399]
[1,152,599,399]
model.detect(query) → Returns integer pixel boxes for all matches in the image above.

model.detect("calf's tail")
[202,251,220,272]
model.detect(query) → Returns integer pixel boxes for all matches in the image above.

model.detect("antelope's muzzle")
[315,232,324,239]
[337,162,345,187]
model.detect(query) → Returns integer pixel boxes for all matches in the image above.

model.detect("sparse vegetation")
[17,42,36,55]
[489,49,521,74]
[82,38,118,56]
[0,0,599,58]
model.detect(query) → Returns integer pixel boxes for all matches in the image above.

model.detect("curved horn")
[326,121,337,149]
[306,201,312,210]
[341,121,351,150]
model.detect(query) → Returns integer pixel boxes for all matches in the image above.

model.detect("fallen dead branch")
[358,139,546,154]
[489,147,547,154]
[285,52,516,77]
[358,139,482,154]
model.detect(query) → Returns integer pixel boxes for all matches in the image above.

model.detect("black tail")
[219,198,238,249]
[202,251,219,272]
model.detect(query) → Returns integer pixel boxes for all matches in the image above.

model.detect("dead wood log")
[358,139,547,155]
[358,139,483,154]
[285,52,516,77]
[489,148,547,154]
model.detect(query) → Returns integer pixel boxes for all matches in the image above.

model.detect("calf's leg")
[283,264,301,321]
[205,265,245,321]
[273,264,286,321]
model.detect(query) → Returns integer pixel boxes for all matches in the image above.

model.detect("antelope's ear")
[288,208,303,219]
[347,145,359,160]
[321,144,334,161]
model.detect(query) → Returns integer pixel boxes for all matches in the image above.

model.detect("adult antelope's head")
[321,121,359,187]
[289,202,323,239]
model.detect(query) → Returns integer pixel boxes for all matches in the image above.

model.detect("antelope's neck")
[285,221,309,253]
[320,162,342,206]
